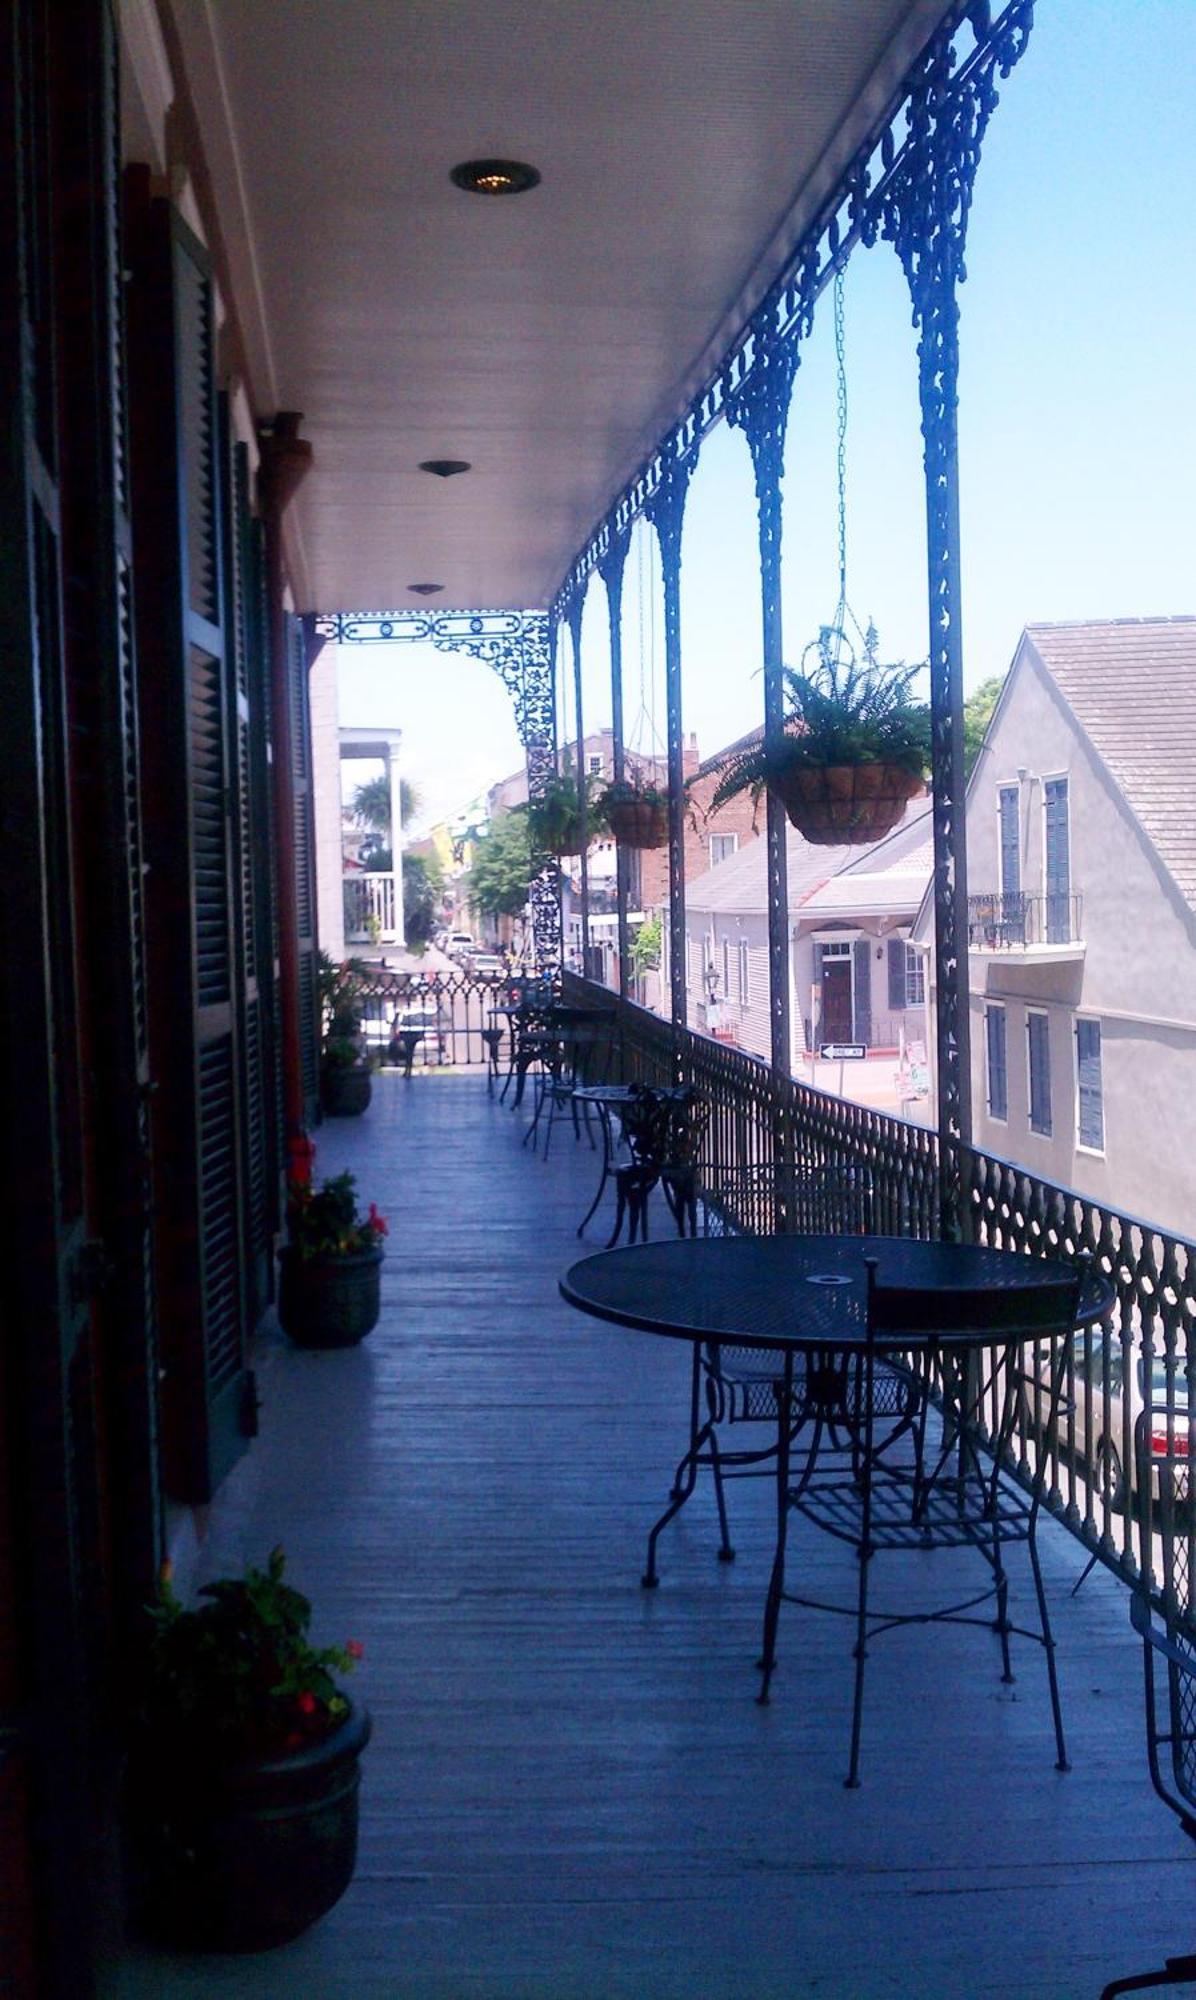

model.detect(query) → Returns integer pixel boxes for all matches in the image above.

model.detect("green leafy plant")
[706,637,930,819]
[317,953,372,1070]
[629,911,662,975]
[525,770,609,857]
[596,774,668,815]
[138,1547,362,1760]
[287,1171,388,1261]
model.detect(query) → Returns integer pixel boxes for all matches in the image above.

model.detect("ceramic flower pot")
[770,763,923,845]
[320,1062,372,1117]
[127,1700,372,1952]
[277,1244,384,1348]
[606,798,669,849]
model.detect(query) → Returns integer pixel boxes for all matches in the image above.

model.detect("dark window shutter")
[852,940,872,1046]
[887,938,906,1012]
[287,614,320,1121]
[126,181,250,1502]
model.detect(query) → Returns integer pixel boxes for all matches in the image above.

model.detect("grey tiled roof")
[1025,618,1196,913]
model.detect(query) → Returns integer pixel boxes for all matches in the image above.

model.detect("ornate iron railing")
[561,973,1196,1632]
[353,969,522,1069]
[967,890,1084,950]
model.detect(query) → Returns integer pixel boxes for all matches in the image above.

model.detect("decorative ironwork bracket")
[310,607,561,969]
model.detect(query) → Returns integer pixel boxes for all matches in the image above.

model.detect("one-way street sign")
[819,1043,866,1061]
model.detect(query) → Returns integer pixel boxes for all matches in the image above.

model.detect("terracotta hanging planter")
[769,762,924,846]
[605,796,669,849]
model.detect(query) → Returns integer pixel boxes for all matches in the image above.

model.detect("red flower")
[367,1204,388,1237]
[346,1639,364,1661]
[288,1133,316,1189]
[295,1690,318,1717]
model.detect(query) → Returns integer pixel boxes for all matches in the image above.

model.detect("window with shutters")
[1075,1017,1104,1153]
[738,938,750,1005]
[710,832,738,867]
[1027,1010,1052,1137]
[998,783,1021,897]
[1044,775,1071,944]
[985,1004,1008,1121]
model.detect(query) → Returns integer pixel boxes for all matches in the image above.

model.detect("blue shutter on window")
[1028,1013,1052,1136]
[999,786,1020,897]
[1044,778,1070,943]
[986,1006,1007,1119]
[888,939,906,1011]
[1076,1018,1104,1150]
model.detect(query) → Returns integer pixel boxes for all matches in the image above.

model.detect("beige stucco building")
[915,618,1196,1240]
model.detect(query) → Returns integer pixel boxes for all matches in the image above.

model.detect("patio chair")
[1098,1423,1196,2000]
[771,1255,1089,1788]
[641,1161,916,1588]
[607,1085,706,1247]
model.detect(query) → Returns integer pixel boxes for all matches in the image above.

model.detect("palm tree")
[352,773,420,837]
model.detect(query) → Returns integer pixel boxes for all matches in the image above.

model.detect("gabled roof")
[685,802,931,919]
[1024,618,1196,913]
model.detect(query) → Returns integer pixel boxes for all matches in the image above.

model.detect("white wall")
[309,648,345,962]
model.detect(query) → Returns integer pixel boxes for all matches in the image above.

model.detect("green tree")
[402,850,443,951]
[963,674,1006,777]
[468,808,533,919]
[352,774,421,862]
[629,911,661,976]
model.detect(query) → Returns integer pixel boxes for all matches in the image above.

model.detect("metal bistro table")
[560,1233,1112,1783]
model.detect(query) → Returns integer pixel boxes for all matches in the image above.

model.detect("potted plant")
[597,774,670,849]
[126,1547,370,1952]
[278,1168,388,1348]
[706,633,930,846]
[318,954,373,1117]
[524,770,609,858]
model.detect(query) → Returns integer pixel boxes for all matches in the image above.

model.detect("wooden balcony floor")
[107,1075,1194,2000]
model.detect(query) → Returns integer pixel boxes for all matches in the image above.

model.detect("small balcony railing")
[967,890,1083,950]
[344,870,399,943]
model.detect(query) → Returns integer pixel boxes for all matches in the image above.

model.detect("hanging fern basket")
[770,762,923,846]
[605,797,669,850]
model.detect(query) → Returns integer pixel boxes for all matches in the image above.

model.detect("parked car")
[468,953,505,979]
[391,1002,446,1063]
[446,932,474,963]
[1025,1327,1190,1508]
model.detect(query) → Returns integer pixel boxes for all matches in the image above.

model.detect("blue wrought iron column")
[564,592,589,975]
[598,529,632,997]
[645,447,695,1031]
[729,319,801,1078]
[881,5,1033,1235]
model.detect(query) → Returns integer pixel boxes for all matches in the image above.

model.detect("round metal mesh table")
[560,1234,1103,1353]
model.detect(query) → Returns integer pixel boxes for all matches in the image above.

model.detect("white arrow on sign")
[819,1043,866,1061]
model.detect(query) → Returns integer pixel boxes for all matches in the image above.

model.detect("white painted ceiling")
[169,0,951,612]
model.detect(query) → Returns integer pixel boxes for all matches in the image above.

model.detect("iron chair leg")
[757,1353,796,1703]
[1098,1958,1196,1999]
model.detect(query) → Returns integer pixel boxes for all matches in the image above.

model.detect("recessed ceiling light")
[408,583,444,596]
[450,158,540,197]
[418,458,471,478]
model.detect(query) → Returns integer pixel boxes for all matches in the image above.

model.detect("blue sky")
[340,0,1196,828]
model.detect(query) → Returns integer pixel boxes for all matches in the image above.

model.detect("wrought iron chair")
[606,1085,707,1247]
[1099,1417,1196,2000]
[770,1255,1090,1788]
[642,1161,916,1588]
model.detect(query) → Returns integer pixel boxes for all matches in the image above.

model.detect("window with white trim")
[1075,1017,1104,1152]
[1027,1010,1052,1137]
[985,1004,1007,1121]
[722,939,730,997]
[587,754,603,776]
[709,832,738,867]
[904,944,925,1008]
